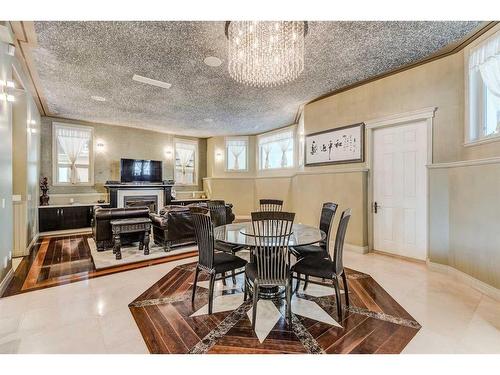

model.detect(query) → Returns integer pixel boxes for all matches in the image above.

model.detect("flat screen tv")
[120,158,163,183]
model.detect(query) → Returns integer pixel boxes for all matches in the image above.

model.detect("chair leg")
[286,280,292,325]
[243,273,248,301]
[304,275,309,290]
[221,272,227,286]
[231,251,237,285]
[341,272,350,307]
[332,277,342,321]
[294,272,301,293]
[252,283,259,331]
[208,273,216,314]
[191,265,200,303]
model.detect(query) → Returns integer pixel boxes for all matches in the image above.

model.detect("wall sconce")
[0,93,15,102]
[7,44,15,57]
[215,151,223,162]
[0,80,16,102]
[165,147,173,160]
[96,140,105,152]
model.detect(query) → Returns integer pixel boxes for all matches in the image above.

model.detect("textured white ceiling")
[32,21,481,137]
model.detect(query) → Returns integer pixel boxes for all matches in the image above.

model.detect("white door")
[372,121,428,260]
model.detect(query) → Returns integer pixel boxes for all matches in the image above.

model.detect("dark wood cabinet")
[39,204,107,233]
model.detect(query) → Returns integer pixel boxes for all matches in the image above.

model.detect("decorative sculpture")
[40,177,50,206]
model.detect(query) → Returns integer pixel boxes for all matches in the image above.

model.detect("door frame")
[365,106,437,260]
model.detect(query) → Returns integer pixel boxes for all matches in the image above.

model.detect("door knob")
[374,201,379,214]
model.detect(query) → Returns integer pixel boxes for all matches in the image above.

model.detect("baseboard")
[26,233,39,254]
[371,249,426,264]
[427,260,500,302]
[344,243,369,254]
[0,268,14,297]
[40,227,92,237]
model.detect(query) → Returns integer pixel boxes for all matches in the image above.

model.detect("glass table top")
[214,222,325,247]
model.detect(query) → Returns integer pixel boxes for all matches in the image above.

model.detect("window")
[467,29,500,144]
[175,139,198,185]
[258,127,295,170]
[53,123,93,185]
[225,137,248,171]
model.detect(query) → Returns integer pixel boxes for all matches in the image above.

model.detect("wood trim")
[365,107,437,129]
[0,269,14,297]
[308,22,499,105]
[427,156,500,169]
[9,21,49,115]
[427,261,500,302]
[10,21,497,134]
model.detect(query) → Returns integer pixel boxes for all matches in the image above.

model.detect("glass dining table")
[214,221,326,298]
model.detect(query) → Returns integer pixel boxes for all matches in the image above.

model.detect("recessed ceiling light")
[91,95,106,102]
[132,74,172,89]
[204,118,214,123]
[204,56,222,67]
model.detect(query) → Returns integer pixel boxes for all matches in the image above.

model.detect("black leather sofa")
[150,202,235,251]
[92,206,150,251]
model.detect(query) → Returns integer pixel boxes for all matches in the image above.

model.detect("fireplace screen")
[123,195,158,213]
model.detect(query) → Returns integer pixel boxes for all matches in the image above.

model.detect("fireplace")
[123,195,158,213]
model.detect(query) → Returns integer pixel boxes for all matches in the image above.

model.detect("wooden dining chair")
[259,199,283,212]
[190,209,247,314]
[291,208,351,321]
[207,200,245,284]
[244,211,295,330]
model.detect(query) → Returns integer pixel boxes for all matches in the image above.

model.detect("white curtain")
[262,143,272,169]
[176,147,194,175]
[259,129,294,169]
[227,139,246,169]
[56,127,90,184]
[279,138,291,168]
[470,31,500,97]
[175,143,195,183]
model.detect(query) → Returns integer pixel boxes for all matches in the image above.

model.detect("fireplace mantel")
[105,183,173,211]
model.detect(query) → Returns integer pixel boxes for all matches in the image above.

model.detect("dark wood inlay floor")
[2,234,197,298]
[129,263,421,354]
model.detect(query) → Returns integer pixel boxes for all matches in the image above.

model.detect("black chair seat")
[213,252,246,274]
[215,240,245,253]
[292,256,335,279]
[244,262,257,282]
[290,244,329,259]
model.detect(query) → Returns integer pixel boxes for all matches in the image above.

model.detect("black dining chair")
[290,202,338,289]
[259,199,284,212]
[291,208,351,321]
[244,211,295,330]
[291,202,338,260]
[207,200,245,284]
[190,208,247,314]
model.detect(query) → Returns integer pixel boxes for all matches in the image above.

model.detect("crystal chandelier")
[225,21,308,87]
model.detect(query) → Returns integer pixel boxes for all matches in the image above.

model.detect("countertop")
[38,203,110,208]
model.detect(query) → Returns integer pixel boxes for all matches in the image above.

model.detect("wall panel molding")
[428,156,500,169]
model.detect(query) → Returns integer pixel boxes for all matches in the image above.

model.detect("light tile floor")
[0,252,499,354]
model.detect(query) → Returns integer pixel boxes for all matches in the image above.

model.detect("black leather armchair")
[92,206,150,251]
[150,202,235,251]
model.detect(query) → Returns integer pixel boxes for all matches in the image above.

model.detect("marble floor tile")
[191,293,244,316]
[1,250,499,353]
[247,300,282,343]
[291,297,341,327]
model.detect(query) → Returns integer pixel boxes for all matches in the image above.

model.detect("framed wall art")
[305,123,365,166]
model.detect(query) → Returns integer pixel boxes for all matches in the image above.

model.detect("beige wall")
[40,117,207,197]
[205,31,500,289]
[0,23,42,285]
[12,79,41,255]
